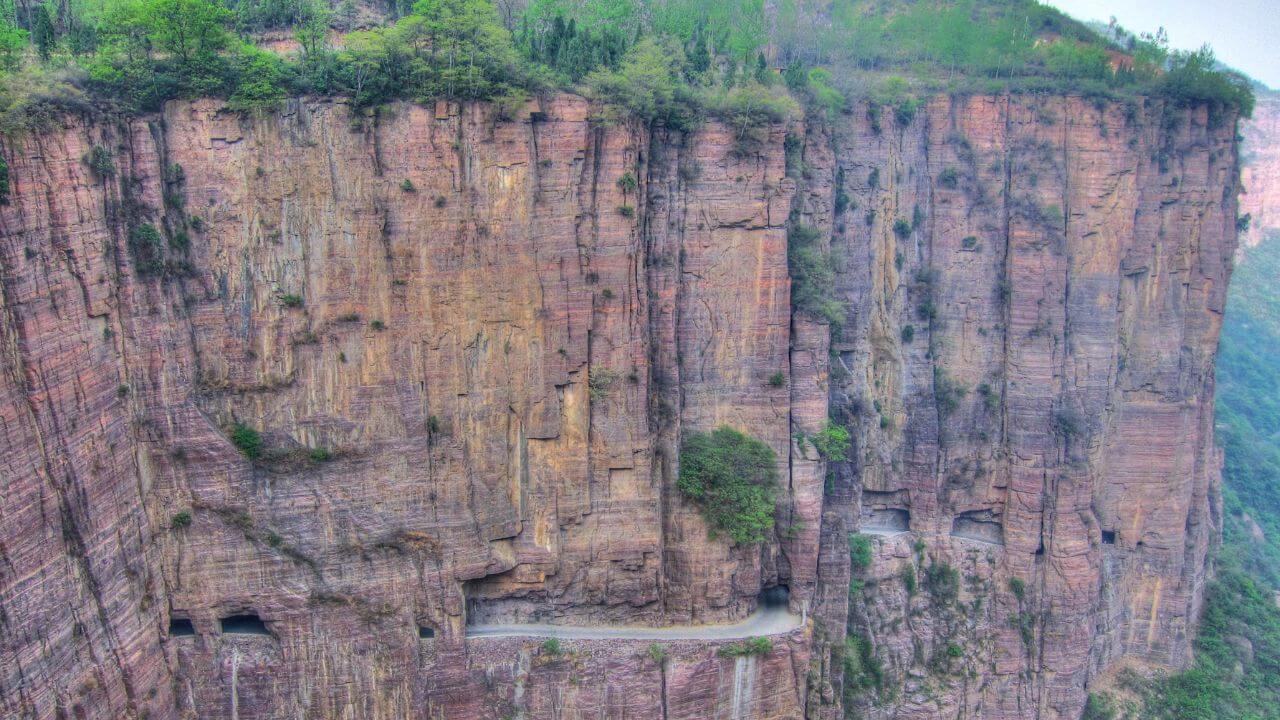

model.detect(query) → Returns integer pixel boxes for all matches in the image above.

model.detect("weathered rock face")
[803,95,1236,720]
[1241,91,1280,248]
[0,92,1237,720]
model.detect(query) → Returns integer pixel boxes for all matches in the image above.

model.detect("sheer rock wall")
[0,92,1237,720]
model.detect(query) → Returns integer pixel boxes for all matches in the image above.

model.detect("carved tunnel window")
[418,626,435,639]
[951,510,1004,546]
[1101,530,1117,545]
[863,508,910,532]
[759,585,790,608]
[169,618,196,637]
[860,491,910,533]
[220,614,270,635]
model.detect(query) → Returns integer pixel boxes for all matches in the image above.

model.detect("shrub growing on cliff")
[128,223,166,276]
[717,636,772,657]
[678,426,778,545]
[1158,47,1255,120]
[811,421,851,462]
[901,565,917,596]
[924,561,959,603]
[1009,577,1026,601]
[849,533,873,572]
[587,366,618,401]
[230,422,264,459]
[842,634,884,698]
[646,642,667,664]
[1082,693,1118,720]
[710,82,800,155]
[84,146,115,179]
[788,224,843,330]
[933,368,968,418]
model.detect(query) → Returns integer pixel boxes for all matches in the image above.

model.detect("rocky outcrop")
[0,91,1238,720]
[804,95,1236,720]
[1241,91,1280,248]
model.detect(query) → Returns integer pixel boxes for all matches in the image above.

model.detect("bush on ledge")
[678,425,779,546]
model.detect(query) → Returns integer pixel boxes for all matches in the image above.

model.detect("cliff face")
[807,95,1235,719]
[1241,92,1280,248]
[0,93,1237,720]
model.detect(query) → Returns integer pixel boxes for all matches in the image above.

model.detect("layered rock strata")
[0,91,1237,720]
[1241,91,1280,248]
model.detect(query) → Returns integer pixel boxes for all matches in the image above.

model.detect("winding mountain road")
[465,603,804,641]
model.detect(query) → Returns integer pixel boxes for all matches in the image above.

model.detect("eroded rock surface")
[0,93,1237,720]
[1241,91,1280,248]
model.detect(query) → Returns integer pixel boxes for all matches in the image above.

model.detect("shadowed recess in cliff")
[465,587,801,640]
[951,510,1005,546]
[168,618,195,637]
[861,491,911,534]
[219,614,270,635]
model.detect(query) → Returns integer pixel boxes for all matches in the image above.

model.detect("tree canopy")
[0,0,1254,133]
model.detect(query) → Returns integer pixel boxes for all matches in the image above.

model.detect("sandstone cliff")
[1240,91,1280,248]
[0,92,1237,720]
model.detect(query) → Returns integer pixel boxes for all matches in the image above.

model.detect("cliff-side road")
[466,604,804,640]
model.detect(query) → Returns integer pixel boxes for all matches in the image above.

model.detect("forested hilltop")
[0,0,1254,134]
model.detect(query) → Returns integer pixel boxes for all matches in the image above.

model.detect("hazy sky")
[1047,0,1280,89]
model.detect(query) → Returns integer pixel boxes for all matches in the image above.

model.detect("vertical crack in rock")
[0,94,1238,720]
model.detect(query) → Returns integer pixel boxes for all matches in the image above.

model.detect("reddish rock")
[1241,92,1280,248]
[0,92,1237,720]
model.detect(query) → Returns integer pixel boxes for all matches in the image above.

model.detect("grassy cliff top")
[0,0,1253,134]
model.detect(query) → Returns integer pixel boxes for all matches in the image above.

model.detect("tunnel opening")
[220,614,271,635]
[1101,530,1117,545]
[758,585,790,609]
[169,618,195,637]
[951,510,1004,546]
[860,490,911,534]
[862,508,910,533]
[418,626,435,639]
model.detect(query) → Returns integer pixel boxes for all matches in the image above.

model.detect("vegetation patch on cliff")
[0,0,1254,135]
[1115,564,1280,719]
[678,425,779,545]
[788,224,843,330]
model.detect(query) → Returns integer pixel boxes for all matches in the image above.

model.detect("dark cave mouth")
[169,617,196,637]
[758,585,790,609]
[220,614,271,635]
